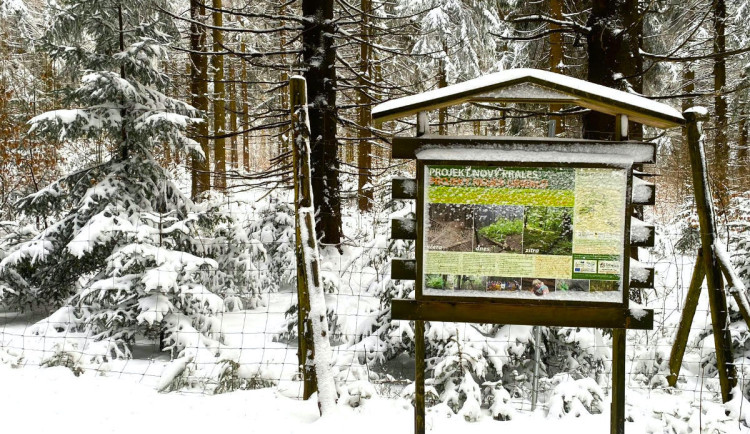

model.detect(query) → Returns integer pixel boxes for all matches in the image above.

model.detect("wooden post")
[611,113,630,434]
[291,76,317,399]
[684,110,736,402]
[611,329,626,434]
[414,319,426,434]
[667,248,705,387]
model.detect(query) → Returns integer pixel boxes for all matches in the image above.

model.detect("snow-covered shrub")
[201,197,274,310]
[250,191,295,290]
[631,346,670,389]
[546,374,605,419]
[485,382,516,421]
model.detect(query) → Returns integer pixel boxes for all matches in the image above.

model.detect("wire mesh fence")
[0,186,744,422]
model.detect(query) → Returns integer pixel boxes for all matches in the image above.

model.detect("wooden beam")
[391,218,417,240]
[391,299,653,329]
[630,261,655,289]
[414,319,426,434]
[684,110,737,401]
[611,329,626,434]
[632,177,656,205]
[667,248,705,387]
[630,217,655,247]
[391,259,416,280]
[392,177,417,200]
[391,135,657,162]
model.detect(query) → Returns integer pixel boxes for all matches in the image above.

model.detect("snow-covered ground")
[1,363,748,434]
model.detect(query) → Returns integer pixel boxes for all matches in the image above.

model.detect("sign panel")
[422,164,628,303]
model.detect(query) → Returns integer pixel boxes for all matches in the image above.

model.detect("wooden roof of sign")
[372,68,684,129]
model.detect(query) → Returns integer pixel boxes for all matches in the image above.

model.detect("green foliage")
[426,275,445,288]
[477,218,523,245]
[523,207,573,255]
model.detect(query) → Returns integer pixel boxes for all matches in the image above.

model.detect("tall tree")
[190,0,211,200]
[583,0,643,140]
[302,0,342,245]
[712,0,728,188]
[212,0,226,190]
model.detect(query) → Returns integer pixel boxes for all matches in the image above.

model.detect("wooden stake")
[667,248,705,387]
[291,76,317,399]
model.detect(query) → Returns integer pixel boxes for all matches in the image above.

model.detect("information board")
[422,164,628,303]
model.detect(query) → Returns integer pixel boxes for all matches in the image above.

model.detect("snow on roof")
[373,68,684,129]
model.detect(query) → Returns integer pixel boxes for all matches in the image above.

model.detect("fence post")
[290,76,338,414]
[290,75,316,399]
[684,109,736,402]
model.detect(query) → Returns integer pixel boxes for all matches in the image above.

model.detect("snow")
[684,106,708,116]
[1,363,748,433]
[632,177,654,203]
[373,69,684,125]
[630,259,652,283]
[630,217,652,243]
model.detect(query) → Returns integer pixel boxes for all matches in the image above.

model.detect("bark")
[712,0,728,189]
[583,0,643,140]
[190,0,210,200]
[212,0,226,190]
[357,0,373,212]
[549,0,564,135]
[229,59,238,169]
[241,41,250,171]
[302,0,342,245]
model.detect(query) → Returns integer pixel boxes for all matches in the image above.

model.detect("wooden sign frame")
[390,137,656,434]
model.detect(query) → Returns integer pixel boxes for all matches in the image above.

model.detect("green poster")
[424,164,627,301]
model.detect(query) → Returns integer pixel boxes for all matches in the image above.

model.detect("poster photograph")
[422,164,628,303]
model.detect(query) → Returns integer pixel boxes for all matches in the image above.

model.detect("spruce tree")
[0,0,220,354]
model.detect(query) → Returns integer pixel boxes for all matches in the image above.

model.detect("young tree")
[0,0,221,353]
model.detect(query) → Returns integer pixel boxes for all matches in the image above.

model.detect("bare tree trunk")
[549,0,564,135]
[212,0,226,190]
[583,0,643,141]
[240,40,249,171]
[438,58,447,135]
[302,0,342,246]
[712,0,728,190]
[229,59,237,170]
[357,0,373,212]
[190,0,210,200]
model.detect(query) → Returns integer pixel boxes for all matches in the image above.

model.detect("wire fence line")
[0,194,739,418]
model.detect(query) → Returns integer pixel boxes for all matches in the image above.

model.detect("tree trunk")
[357,0,373,212]
[583,0,643,141]
[190,0,210,200]
[712,0,728,190]
[229,58,238,170]
[212,0,226,190]
[549,0,564,135]
[302,0,342,245]
[240,40,250,171]
[438,58,448,135]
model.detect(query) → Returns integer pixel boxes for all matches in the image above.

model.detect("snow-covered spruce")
[0,0,226,369]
